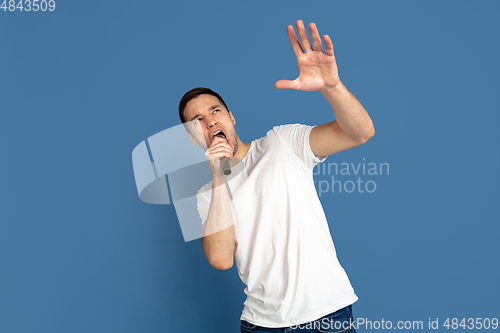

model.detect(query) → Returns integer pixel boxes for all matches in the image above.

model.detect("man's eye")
[213,109,219,114]
[194,118,201,123]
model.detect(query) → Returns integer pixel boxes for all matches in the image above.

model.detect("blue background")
[1,1,499,332]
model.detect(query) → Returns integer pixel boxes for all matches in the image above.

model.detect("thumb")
[274,79,299,90]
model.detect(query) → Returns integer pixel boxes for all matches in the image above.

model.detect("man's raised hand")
[275,20,340,93]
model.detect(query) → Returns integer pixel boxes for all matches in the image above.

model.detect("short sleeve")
[196,183,212,225]
[268,124,327,169]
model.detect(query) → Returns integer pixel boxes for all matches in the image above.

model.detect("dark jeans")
[241,304,357,333]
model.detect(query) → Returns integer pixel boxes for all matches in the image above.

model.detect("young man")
[179,21,374,332]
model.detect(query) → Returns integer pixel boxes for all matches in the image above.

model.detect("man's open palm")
[275,20,340,93]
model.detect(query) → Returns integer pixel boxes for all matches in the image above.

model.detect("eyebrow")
[188,104,222,122]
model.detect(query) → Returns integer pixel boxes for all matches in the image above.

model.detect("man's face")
[183,94,238,155]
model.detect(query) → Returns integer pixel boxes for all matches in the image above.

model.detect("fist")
[205,136,233,180]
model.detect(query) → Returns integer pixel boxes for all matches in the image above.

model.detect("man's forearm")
[202,178,235,270]
[321,81,374,141]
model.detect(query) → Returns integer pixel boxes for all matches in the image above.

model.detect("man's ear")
[187,133,199,146]
[229,111,236,125]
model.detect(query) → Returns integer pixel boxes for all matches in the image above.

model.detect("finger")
[309,22,323,52]
[208,141,233,154]
[208,142,233,154]
[286,25,304,57]
[206,147,233,162]
[208,152,233,163]
[210,136,230,147]
[209,150,232,159]
[274,79,300,90]
[323,34,334,56]
[296,20,312,52]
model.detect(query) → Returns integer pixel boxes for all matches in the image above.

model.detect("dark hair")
[178,87,229,124]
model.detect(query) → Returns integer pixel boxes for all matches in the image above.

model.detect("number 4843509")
[1,0,55,11]
[443,318,498,330]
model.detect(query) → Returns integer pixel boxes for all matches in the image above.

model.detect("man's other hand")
[275,20,340,93]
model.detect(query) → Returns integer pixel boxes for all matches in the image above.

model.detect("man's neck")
[233,139,251,164]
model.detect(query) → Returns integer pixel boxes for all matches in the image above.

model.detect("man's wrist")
[319,80,345,96]
[212,174,227,187]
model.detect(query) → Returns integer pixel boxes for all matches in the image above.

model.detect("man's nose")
[206,115,217,127]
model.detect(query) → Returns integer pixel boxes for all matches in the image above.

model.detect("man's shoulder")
[263,123,314,145]
[265,123,312,136]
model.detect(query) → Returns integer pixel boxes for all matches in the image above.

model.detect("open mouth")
[212,129,227,140]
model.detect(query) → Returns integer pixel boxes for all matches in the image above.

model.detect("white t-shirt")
[196,124,358,328]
